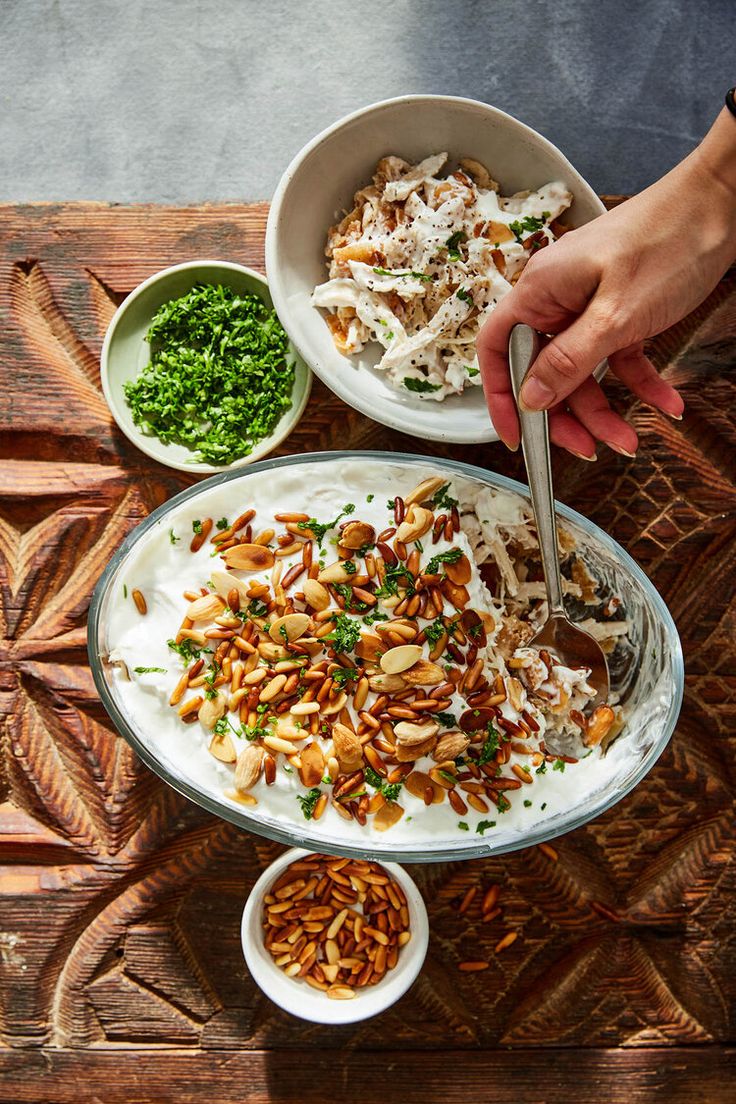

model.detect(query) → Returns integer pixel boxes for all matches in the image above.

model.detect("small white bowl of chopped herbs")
[101,260,311,473]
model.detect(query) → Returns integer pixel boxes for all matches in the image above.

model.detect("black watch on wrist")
[726,87,736,118]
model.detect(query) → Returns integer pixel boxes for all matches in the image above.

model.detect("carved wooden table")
[1,203,734,1103]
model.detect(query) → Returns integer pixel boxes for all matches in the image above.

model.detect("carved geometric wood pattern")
[0,202,734,1102]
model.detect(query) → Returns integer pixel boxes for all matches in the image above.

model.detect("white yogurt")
[102,458,646,851]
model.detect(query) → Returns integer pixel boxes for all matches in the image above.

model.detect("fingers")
[547,407,598,460]
[565,377,639,456]
[477,267,579,449]
[477,295,526,449]
[607,345,684,418]
[518,303,625,412]
[485,388,521,451]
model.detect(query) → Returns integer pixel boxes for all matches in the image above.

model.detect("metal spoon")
[508,324,610,716]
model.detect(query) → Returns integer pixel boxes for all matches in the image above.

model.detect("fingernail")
[571,450,598,462]
[519,377,556,411]
[669,412,683,421]
[607,443,637,458]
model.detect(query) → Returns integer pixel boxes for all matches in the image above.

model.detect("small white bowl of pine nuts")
[241,847,429,1023]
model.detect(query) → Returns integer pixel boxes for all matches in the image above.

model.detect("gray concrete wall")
[1,0,733,201]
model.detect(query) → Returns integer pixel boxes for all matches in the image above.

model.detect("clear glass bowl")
[88,451,683,863]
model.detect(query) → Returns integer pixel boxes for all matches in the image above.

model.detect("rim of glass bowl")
[87,450,684,863]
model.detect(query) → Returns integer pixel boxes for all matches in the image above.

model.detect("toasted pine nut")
[131,588,147,615]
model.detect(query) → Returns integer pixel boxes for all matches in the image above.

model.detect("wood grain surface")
[0,202,734,1103]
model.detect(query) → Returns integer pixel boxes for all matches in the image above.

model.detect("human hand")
[477,110,736,458]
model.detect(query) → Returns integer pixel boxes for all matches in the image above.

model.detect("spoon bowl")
[529,614,609,705]
[508,324,610,739]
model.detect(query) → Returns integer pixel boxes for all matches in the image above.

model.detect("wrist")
[691,106,736,216]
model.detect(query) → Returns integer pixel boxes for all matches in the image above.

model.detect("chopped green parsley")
[365,765,403,802]
[325,613,362,654]
[403,377,441,394]
[425,547,463,575]
[372,266,433,282]
[331,665,359,687]
[167,637,210,662]
[298,503,355,546]
[478,724,500,764]
[431,483,459,510]
[508,213,550,243]
[445,230,468,259]
[123,283,294,465]
[297,788,322,820]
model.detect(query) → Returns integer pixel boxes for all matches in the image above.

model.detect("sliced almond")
[355,634,384,662]
[235,744,264,791]
[405,769,444,803]
[275,716,303,740]
[401,659,445,686]
[257,641,291,662]
[459,158,496,189]
[380,644,423,674]
[404,475,447,507]
[210,569,251,605]
[393,719,440,746]
[222,543,275,572]
[367,671,408,694]
[318,561,355,584]
[208,729,236,763]
[269,612,310,644]
[432,731,470,762]
[486,219,515,243]
[459,707,496,733]
[332,722,363,772]
[302,578,330,610]
[395,505,434,544]
[321,691,347,716]
[186,592,226,621]
[395,735,437,761]
[299,741,326,787]
[506,676,524,712]
[445,553,472,585]
[198,692,227,729]
[373,801,404,831]
[340,520,375,549]
[441,578,470,610]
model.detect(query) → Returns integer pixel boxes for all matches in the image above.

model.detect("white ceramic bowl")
[241,847,429,1024]
[101,260,312,474]
[265,95,606,444]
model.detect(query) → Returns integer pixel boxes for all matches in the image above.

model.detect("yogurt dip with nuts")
[103,458,638,849]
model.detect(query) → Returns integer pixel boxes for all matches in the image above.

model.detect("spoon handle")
[508,324,565,617]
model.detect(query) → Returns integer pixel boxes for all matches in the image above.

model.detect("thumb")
[519,304,621,411]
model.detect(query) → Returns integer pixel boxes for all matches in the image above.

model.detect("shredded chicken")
[313,152,573,399]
